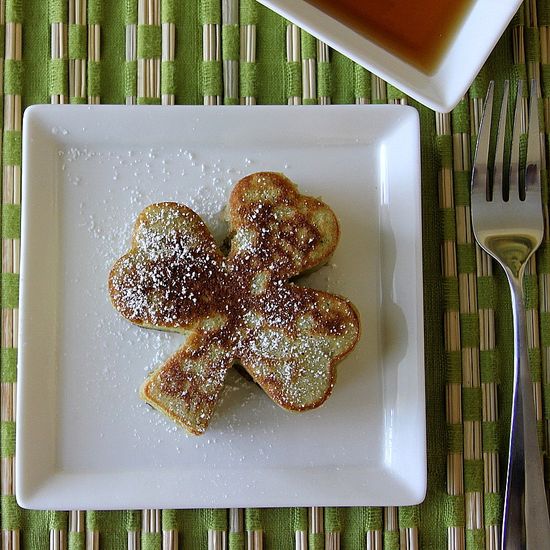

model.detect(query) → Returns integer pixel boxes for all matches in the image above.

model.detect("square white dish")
[258,0,521,112]
[17,104,425,510]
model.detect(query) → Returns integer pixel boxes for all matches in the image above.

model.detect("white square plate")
[258,0,521,112]
[17,104,425,509]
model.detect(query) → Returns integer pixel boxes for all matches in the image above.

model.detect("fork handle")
[502,274,550,550]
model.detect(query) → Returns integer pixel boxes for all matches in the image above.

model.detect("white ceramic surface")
[17,104,425,509]
[258,0,522,112]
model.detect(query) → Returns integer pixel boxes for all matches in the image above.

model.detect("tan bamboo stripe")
[301,40,315,104]
[384,507,398,548]
[69,511,84,545]
[325,531,339,550]
[69,0,86,102]
[162,528,177,550]
[286,23,300,105]
[127,530,140,550]
[51,15,67,104]
[1,13,20,550]
[86,530,99,549]
[222,0,238,103]
[308,507,323,547]
[143,509,160,547]
[203,21,221,105]
[294,530,306,550]
[316,40,329,105]
[138,0,160,102]
[88,14,100,103]
[126,16,137,104]
[371,74,386,103]
[365,528,382,550]
[437,111,465,550]
[240,18,255,104]
[161,20,175,105]
[50,529,67,550]
[208,528,226,550]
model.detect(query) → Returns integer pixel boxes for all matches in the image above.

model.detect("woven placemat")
[1,0,549,548]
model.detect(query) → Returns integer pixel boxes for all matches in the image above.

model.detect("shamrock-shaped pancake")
[109,172,360,434]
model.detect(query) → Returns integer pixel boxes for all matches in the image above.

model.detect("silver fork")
[471,79,550,549]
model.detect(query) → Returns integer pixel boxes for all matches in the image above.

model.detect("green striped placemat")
[1,0,549,548]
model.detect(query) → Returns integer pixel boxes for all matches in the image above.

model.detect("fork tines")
[472,79,541,203]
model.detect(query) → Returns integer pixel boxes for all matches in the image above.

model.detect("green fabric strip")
[435,134,453,169]
[125,59,137,98]
[241,0,258,25]
[483,421,500,451]
[523,273,539,309]
[200,0,221,24]
[477,276,495,310]
[446,350,462,384]
[457,243,476,274]
[126,0,137,24]
[245,508,262,531]
[48,511,68,530]
[138,24,162,58]
[543,65,550,99]
[529,347,542,381]
[142,532,161,550]
[466,529,485,548]
[464,459,484,492]
[301,31,316,60]
[364,507,383,531]
[161,61,176,94]
[292,508,307,532]
[451,97,469,134]
[137,96,161,105]
[331,51,354,103]
[1,495,20,529]
[5,59,22,96]
[384,531,399,550]
[6,0,22,23]
[49,58,68,95]
[539,0,550,25]
[544,383,550,419]
[463,387,482,421]
[285,61,301,99]
[229,532,245,550]
[126,510,141,531]
[206,509,227,530]
[541,311,550,346]
[1,348,17,382]
[86,511,129,547]
[444,494,465,527]
[70,96,87,104]
[222,24,239,60]
[102,0,126,103]
[398,506,419,529]
[453,171,471,206]
[68,531,85,550]
[161,509,177,530]
[317,61,331,98]
[240,61,256,98]
[443,277,460,311]
[447,423,464,453]
[460,312,480,347]
[1,421,16,456]
[202,59,222,96]
[441,208,457,241]
[480,350,498,383]
[22,0,48,104]
[324,507,340,532]
[386,84,405,101]
[49,0,66,22]
[309,532,324,550]
[88,60,101,96]
[1,272,19,308]
[3,130,21,166]
[354,64,371,101]
[2,204,21,238]
[162,0,176,23]
[484,493,502,525]
[69,24,87,59]
[526,27,541,64]
[88,0,103,24]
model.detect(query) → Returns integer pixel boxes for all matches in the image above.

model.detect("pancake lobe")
[109,172,360,435]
